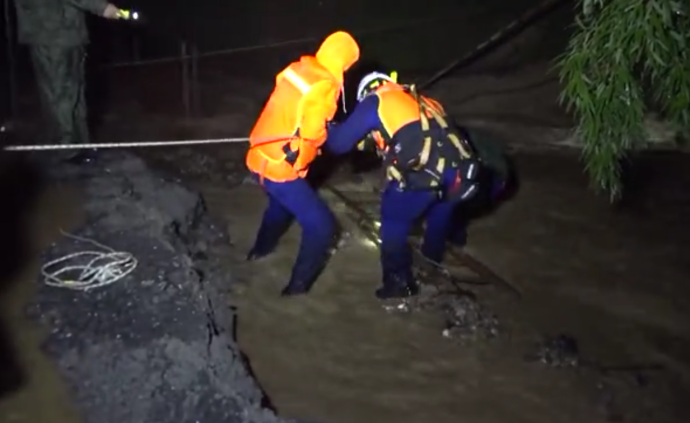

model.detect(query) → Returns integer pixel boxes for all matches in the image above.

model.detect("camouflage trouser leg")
[30,45,89,145]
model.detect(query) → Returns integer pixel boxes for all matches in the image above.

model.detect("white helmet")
[356,71,396,102]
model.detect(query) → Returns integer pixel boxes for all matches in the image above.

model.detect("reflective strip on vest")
[282,68,312,94]
[279,67,315,176]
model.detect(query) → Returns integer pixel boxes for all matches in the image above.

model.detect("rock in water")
[28,152,289,423]
[525,334,580,368]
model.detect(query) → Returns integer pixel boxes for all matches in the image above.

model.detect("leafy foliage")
[557,0,690,200]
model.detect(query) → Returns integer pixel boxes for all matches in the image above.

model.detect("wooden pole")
[180,41,191,118]
[191,44,199,117]
[4,0,17,119]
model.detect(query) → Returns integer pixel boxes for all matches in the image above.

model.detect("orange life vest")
[246,58,339,183]
[364,83,474,189]
[368,83,448,148]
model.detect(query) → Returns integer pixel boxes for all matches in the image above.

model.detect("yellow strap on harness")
[386,165,404,182]
[408,84,472,162]
[383,85,472,188]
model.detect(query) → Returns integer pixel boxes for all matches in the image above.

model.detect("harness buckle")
[282,143,299,166]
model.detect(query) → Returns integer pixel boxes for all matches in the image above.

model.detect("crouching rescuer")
[245,31,360,296]
[326,71,482,299]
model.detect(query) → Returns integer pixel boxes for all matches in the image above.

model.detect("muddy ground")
[3,139,688,423]
[2,23,690,423]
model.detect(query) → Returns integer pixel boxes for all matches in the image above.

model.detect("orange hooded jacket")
[246,31,360,182]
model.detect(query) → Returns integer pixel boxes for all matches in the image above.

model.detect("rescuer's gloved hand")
[356,132,377,152]
[102,3,123,19]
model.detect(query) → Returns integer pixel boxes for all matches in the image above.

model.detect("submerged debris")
[441,293,500,340]
[383,276,500,341]
[525,334,580,367]
[330,230,353,254]
[329,182,502,342]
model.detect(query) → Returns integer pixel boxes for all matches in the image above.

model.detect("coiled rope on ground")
[41,230,137,291]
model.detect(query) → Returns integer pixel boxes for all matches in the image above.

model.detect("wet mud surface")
[0,158,85,423]
[1,141,689,423]
[0,152,289,423]
[142,143,690,423]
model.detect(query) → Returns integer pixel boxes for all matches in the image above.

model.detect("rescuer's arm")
[325,95,381,155]
[298,81,340,145]
[67,0,120,18]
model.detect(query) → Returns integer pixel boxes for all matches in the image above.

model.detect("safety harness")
[369,84,477,194]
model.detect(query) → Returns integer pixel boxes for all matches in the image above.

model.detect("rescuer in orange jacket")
[326,71,505,299]
[245,31,360,296]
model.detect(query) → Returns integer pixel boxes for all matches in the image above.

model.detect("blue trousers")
[379,169,465,283]
[251,175,335,291]
[379,168,506,284]
[446,170,507,248]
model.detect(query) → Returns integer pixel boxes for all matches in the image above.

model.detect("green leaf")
[554,0,689,200]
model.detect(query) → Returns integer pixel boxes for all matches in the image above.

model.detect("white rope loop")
[3,136,251,152]
[42,231,138,291]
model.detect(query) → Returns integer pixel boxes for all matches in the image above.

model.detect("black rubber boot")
[377,246,419,299]
[280,256,327,297]
[375,272,419,300]
[246,246,274,261]
[280,269,319,297]
[246,249,266,261]
[246,219,291,261]
[280,237,330,297]
[280,280,312,297]
[64,148,99,165]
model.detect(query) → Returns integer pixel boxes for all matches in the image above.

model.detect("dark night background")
[0,0,574,121]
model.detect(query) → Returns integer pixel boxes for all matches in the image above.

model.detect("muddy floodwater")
[216,150,690,423]
[1,148,689,423]
[0,177,83,422]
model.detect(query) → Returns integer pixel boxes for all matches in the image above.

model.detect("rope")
[4,0,17,117]
[42,230,137,291]
[3,136,251,152]
[102,15,458,69]
[418,0,570,90]
[4,2,569,153]
[104,36,321,69]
